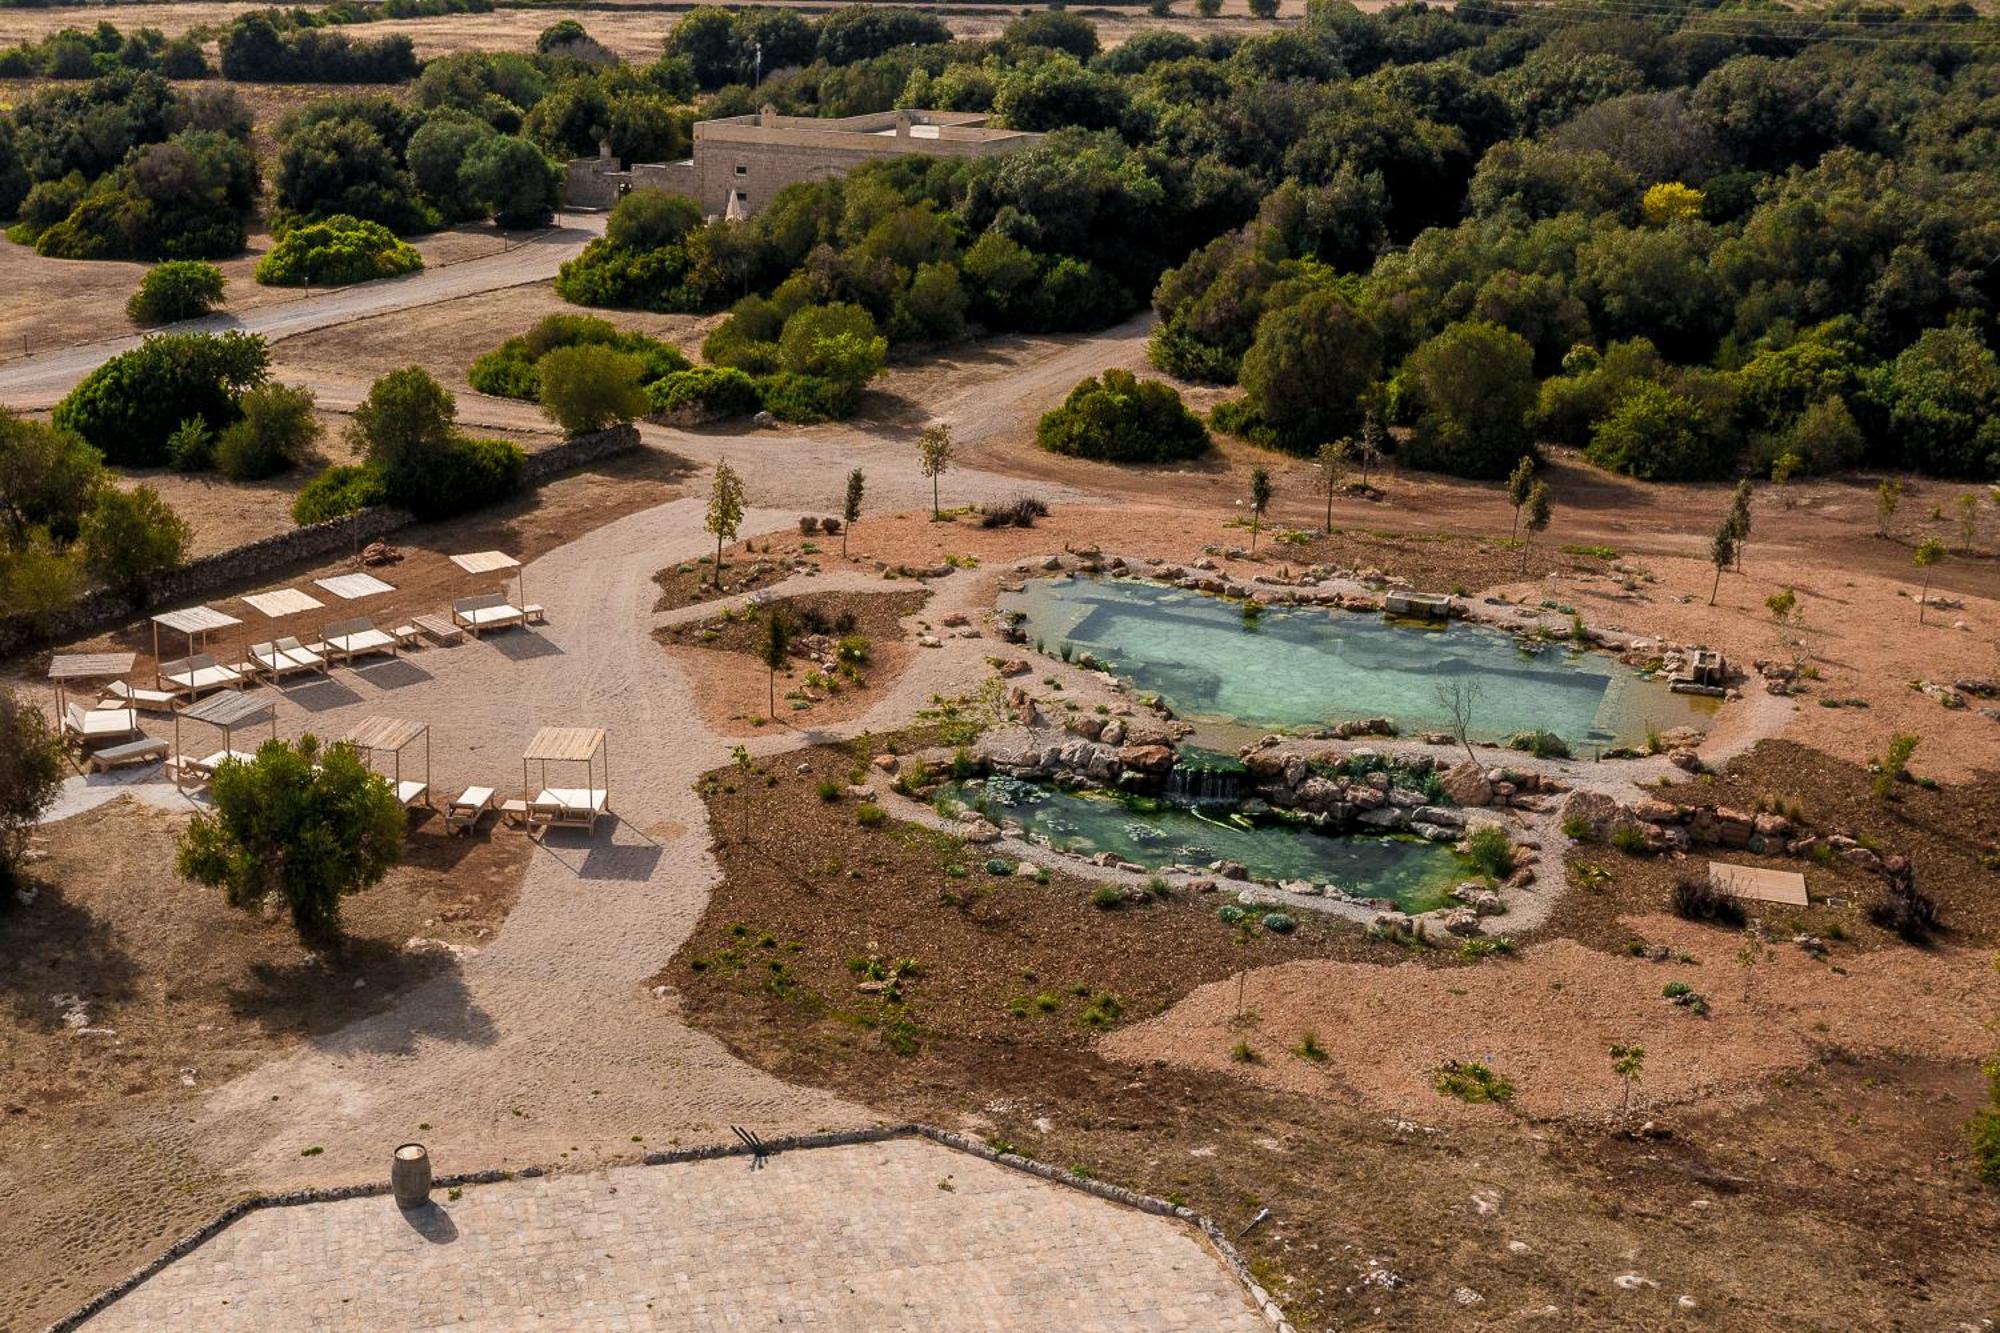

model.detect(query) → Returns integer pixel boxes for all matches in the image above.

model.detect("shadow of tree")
[225,936,498,1055]
[0,878,140,1031]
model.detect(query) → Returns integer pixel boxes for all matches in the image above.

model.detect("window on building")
[735,190,747,201]
[734,165,747,176]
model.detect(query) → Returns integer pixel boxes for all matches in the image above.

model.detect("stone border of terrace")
[45,1123,1294,1333]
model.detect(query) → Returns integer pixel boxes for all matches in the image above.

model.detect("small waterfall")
[1165,758,1245,807]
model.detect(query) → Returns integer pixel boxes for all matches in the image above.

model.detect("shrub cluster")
[646,366,762,422]
[126,260,226,325]
[0,22,209,81]
[53,331,269,467]
[218,14,419,84]
[255,214,422,287]
[332,367,525,523]
[469,314,689,400]
[1036,368,1210,463]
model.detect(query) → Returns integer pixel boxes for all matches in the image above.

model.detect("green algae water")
[1002,577,1713,748]
[949,776,1468,912]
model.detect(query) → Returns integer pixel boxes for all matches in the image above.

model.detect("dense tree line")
[2,73,257,259]
[0,21,208,79]
[218,12,418,83]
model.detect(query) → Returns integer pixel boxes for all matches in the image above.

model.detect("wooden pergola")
[450,550,525,608]
[242,585,326,630]
[172,690,276,790]
[151,604,241,673]
[47,651,136,715]
[313,572,397,603]
[341,715,432,808]
[521,726,608,832]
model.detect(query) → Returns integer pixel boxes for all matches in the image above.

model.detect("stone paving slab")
[83,1139,1267,1331]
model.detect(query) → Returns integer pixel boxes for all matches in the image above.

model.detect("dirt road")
[0,216,603,411]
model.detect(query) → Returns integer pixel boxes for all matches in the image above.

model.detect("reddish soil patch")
[665,739,2000,1329]
[657,589,928,732]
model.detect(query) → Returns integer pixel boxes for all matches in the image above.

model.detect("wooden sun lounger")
[87,737,169,772]
[248,641,316,681]
[172,748,257,789]
[315,618,399,663]
[452,592,528,636]
[159,654,242,696]
[101,679,182,712]
[64,702,141,747]
[395,779,430,809]
[411,613,465,646]
[274,636,328,673]
[527,787,608,834]
[445,786,495,834]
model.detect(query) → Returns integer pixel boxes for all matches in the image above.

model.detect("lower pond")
[947,775,1469,913]
[1001,576,1715,750]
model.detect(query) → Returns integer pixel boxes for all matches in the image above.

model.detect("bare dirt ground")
[0,1,1296,61]
[0,796,524,1327]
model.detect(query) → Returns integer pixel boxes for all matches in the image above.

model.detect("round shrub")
[397,435,523,521]
[470,315,689,400]
[1036,368,1210,463]
[755,371,861,423]
[213,382,319,480]
[127,260,227,325]
[255,214,423,287]
[52,331,269,466]
[646,367,761,421]
[291,464,386,525]
[1261,912,1295,933]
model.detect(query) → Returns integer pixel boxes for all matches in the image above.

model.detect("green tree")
[918,424,953,519]
[778,303,886,386]
[80,485,189,599]
[176,735,406,944]
[1505,456,1535,540]
[842,467,864,557]
[1035,370,1209,464]
[1584,381,1723,482]
[1521,480,1552,567]
[1248,466,1273,553]
[705,459,745,588]
[1401,322,1537,479]
[1354,412,1387,485]
[214,382,319,481]
[1873,732,1919,801]
[1876,478,1903,539]
[534,344,648,435]
[461,134,558,230]
[0,688,65,891]
[351,365,454,480]
[127,260,226,325]
[1316,438,1347,534]
[1238,289,1380,455]
[1707,517,1736,606]
[0,411,104,544]
[1725,479,1753,571]
[1609,1043,1644,1114]
[52,331,268,466]
[760,608,790,718]
[1912,537,1944,624]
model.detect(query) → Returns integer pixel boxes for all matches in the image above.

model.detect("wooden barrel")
[391,1143,431,1208]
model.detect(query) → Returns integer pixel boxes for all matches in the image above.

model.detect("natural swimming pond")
[1001,577,1715,749]
[947,775,1468,913]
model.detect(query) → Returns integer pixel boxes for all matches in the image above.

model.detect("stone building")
[563,107,1042,215]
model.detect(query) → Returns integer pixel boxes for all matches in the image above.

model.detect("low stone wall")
[0,425,643,663]
[47,1120,1293,1333]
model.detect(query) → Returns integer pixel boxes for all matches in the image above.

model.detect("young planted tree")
[1727,479,1753,571]
[842,467,864,557]
[1316,439,1347,535]
[728,743,754,843]
[917,424,954,519]
[1876,478,1902,538]
[705,459,746,589]
[1707,519,1737,606]
[1434,679,1481,764]
[1521,480,1552,567]
[1957,492,1981,552]
[760,608,790,719]
[1872,732,1920,801]
[1354,412,1386,486]
[176,736,406,944]
[1505,455,1535,539]
[1247,466,1272,553]
[1912,537,1944,623]
[1609,1043,1645,1115]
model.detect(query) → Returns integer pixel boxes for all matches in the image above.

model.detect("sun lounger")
[63,702,141,747]
[411,613,465,646]
[394,779,429,808]
[275,636,328,674]
[159,654,242,696]
[317,618,399,663]
[172,748,257,789]
[87,737,168,772]
[527,787,609,833]
[248,641,317,681]
[445,785,495,834]
[452,592,528,636]
[101,679,181,712]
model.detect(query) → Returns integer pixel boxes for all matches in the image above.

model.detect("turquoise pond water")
[1001,577,1714,748]
[947,776,1467,912]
